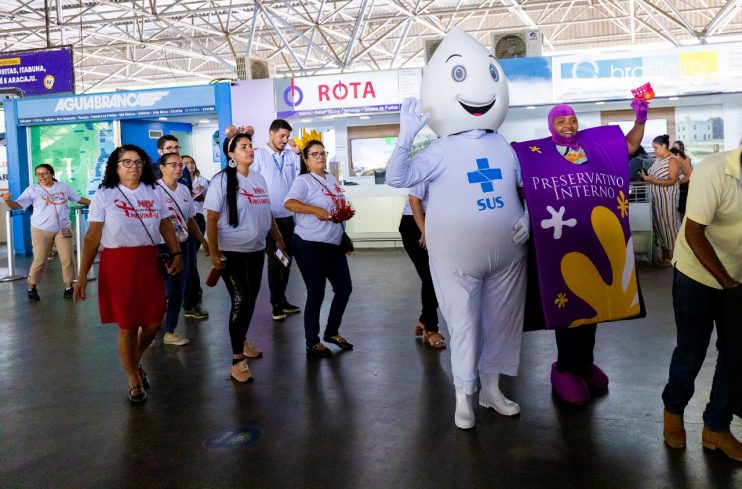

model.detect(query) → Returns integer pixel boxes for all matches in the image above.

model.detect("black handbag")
[340,230,354,253]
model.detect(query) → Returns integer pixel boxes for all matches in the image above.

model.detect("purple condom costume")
[511,104,645,403]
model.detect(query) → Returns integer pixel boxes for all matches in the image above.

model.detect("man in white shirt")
[253,119,302,320]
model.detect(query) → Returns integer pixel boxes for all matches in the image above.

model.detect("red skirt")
[98,246,166,330]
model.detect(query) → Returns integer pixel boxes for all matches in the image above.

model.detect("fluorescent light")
[359,116,370,120]
[198,119,211,123]
[668,97,679,101]
[158,117,168,121]
[300,118,312,122]
[526,106,536,110]
[595,101,605,105]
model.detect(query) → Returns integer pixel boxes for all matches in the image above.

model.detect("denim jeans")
[292,234,352,347]
[662,268,732,431]
[183,213,205,310]
[159,242,189,334]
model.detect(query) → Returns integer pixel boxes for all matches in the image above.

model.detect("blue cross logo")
[467,158,502,193]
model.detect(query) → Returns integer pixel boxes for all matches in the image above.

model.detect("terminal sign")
[0,47,74,97]
[275,70,404,118]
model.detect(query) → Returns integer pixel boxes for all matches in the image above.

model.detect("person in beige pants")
[2,163,90,300]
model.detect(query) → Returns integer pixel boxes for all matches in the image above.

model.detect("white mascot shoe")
[479,373,520,416]
[454,387,476,430]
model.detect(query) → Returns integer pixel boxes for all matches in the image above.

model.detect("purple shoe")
[584,364,609,395]
[550,362,590,405]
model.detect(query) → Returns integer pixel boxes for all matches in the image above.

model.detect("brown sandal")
[414,322,446,349]
[128,384,147,403]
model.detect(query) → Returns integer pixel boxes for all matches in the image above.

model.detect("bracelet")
[170,250,183,257]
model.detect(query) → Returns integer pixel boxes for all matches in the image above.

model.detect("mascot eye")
[489,63,499,82]
[451,65,467,82]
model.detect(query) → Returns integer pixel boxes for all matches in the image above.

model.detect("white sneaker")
[479,373,520,416]
[454,387,475,430]
[163,332,190,346]
[243,340,263,358]
[230,359,253,383]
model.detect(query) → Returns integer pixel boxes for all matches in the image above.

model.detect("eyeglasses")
[35,171,51,177]
[165,163,185,169]
[162,145,180,152]
[119,159,145,168]
[308,151,329,158]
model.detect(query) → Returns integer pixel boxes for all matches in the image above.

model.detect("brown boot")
[663,410,686,448]
[702,427,742,461]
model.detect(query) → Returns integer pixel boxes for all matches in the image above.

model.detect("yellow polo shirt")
[673,145,742,288]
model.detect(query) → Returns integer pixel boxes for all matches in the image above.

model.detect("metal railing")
[0,209,28,282]
[74,207,96,281]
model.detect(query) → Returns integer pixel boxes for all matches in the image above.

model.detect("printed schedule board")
[0,47,74,97]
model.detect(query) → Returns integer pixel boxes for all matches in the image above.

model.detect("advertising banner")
[16,85,216,125]
[500,56,553,106]
[275,70,409,118]
[552,42,742,102]
[0,47,74,97]
[0,138,7,193]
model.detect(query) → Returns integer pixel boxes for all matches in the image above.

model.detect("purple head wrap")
[548,104,580,150]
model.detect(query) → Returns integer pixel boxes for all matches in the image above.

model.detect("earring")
[228,158,237,168]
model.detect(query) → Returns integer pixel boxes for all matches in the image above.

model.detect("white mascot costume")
[386,27,529,429]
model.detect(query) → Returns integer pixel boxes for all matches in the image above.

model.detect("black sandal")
[138,365,150,390]
[128,384,147,403]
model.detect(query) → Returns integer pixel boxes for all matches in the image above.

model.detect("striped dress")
[648,156,679,249]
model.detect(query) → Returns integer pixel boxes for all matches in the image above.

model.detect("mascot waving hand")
[386,28,528,430]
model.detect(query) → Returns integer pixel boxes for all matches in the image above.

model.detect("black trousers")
[183,212,205,310]
[292,235,352,347]
[221,250,264,355]
[399,215,439,331]
[555,324,597,375]
[265,216,295,307]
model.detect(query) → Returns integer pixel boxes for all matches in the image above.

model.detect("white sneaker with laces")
[163,332,190,346]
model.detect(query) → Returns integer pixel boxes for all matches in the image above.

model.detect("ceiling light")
[300,118,312,122]
[526,106,536,110]
[668,97,679,101]
[359,116,370,120]
[158,117,168,121]
[595,101,605,105]
[199,119,211,123]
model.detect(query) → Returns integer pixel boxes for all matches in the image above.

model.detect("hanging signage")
[0,47,74,97]
[499,56,553,106]
[552,42,742,102]
[15,85,216,125]
[275,70,410,118]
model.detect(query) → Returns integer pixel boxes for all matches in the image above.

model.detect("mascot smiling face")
[421,27,510,138]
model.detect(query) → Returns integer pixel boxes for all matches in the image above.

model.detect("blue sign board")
[16,85,216,125]
[0,47,74,97]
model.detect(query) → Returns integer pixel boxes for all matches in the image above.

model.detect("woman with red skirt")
[74,144,183,403]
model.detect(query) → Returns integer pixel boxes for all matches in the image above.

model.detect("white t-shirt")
[285,172,346,245]
[253,146,300,218]
[156,180,196,243]
[191,175,209,215]
[15,182,82,232]
[203,170,273,252]
[88,184,171,249]
[401,181,430,216]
